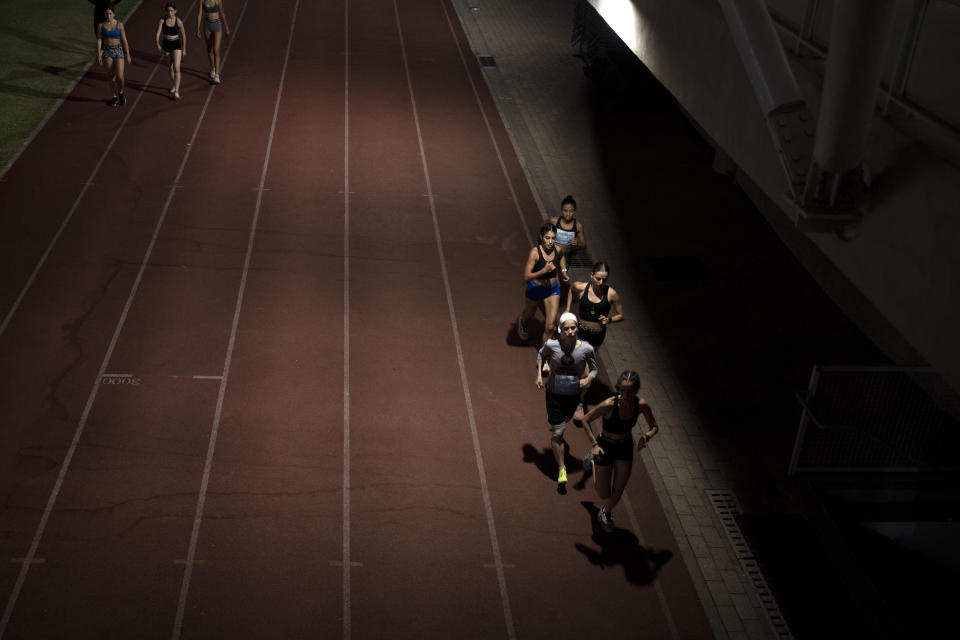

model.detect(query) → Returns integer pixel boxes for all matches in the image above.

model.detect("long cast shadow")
[575,501,672,585]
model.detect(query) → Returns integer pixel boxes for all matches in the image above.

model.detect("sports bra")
[532,245,561,278]
[101,21,121,39]
[602,398,639,436]
[578,285,610,322]
[162,19,180,36]
[203,2,221,13]
[555,217,577,245]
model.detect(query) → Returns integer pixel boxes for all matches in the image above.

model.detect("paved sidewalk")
[451,1,893,639]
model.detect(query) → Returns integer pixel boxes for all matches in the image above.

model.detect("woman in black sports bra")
[517,221,570,345]
[580,371,659,533]
[565,261,624,351]
[156,2,187,99]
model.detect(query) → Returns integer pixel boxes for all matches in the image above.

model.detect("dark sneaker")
[582,453,593,472]
[109,96,119,107]
[118,92,125,105]
[597,507,614,533]
[517,316,528,341]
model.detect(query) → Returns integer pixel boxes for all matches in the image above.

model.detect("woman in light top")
[156,2,187,99]
[548,195,587,257]
[581,371,659,532]
[197,0,230,84]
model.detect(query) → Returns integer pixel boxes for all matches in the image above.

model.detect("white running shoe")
[212,73,220,84]
[208,68,216,79]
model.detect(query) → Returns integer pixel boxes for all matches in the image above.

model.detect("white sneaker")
[517,316,528,341]
[212,73,220,84]
[174,91,181,100]
[208,69,216,79]
[169,87,176,94]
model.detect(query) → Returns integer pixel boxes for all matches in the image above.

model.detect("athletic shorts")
[526,279,560,301]
[577,323,606,348]
[162,38,182,52]
[101,45,124,59]
[545,390,580,425]
[204,18,222,33]
[594,434,634,465]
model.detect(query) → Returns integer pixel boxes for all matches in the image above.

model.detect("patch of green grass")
[0,0,140,174]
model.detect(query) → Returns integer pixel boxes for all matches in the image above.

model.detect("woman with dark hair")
[565,260,624,417]
[156,2,187,99]
[197,0,230,84]
[518,221,569,345]
[90,0,123,38]
[548,195,587,256]
[96,5,132,107]
[581,371,659,532]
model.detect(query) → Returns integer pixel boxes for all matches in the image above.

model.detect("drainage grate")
[478,56,497,67]
[564,248,594,269]
[706,490,795,639]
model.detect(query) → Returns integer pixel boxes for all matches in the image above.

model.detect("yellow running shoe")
[557,467,568,484]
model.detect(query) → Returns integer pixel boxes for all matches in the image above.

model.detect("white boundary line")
[342,1,353,638]
[0,2,250,637]
[392,2,516,638]
[439,0,533,247]
[0,0,148,180]
[0,0,202,341]
[170,2,300,638]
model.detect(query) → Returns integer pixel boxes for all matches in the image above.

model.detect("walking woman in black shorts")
[96,5,132,106]
[156,2,187,99]
[581,371,659,532]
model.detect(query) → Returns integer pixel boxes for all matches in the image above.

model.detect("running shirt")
[538,339,598,395]
[555,218,577,245]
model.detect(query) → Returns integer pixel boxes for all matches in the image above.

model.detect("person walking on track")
[581,371,659,532]
[565,261,624,418]
[536,312,598,493]
[96,5,132,107]
[518,221,569,345]
[197,0,230,84]
[156,2,187,99]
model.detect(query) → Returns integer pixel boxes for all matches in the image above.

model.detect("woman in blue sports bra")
[581,371,659,533]
[96,5,132,107]
[548,194,587,255]
[197,0,230,84]
[517,221,569,345]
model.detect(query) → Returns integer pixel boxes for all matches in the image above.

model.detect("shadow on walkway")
[575,501,672,585]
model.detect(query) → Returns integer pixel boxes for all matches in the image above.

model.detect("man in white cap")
[536,312,598,492]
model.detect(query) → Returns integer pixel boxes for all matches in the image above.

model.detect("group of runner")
[92,1,230,105]
[519,196,659,533]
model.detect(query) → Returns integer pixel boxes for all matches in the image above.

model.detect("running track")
[0,1,712,638]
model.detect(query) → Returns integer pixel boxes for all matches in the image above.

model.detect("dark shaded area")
[576,501,672,585]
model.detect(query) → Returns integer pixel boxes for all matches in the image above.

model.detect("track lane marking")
[342,2,353,638]
[170,2,301,638]
[392,2,516,638]
[0,2,249,637]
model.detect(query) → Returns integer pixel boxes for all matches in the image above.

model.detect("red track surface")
[0,1,712,638]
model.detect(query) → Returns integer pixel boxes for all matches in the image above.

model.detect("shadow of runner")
[522,442,596,495]
[575,501,672,585]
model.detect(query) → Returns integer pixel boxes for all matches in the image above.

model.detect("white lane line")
[343,2,353,639]
[169,2,300,638]
[0,3,249,637]
[0,0,198,341]
[392,2,516,638]
[622,492,681,640]
[439,0,533,247]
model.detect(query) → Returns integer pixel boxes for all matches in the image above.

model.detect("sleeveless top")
[532,245,561,278]
[602,398,639,436]
[162,19,180,36]
[578,285,611,322]
[203,2,221,13]
[555,217,578,246]
[101,21,121,39]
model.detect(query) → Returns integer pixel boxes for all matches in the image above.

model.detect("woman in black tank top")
[565,261,624,351]
[580,371,659,532]
[155,2,187,99]
[517,221,569,345]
